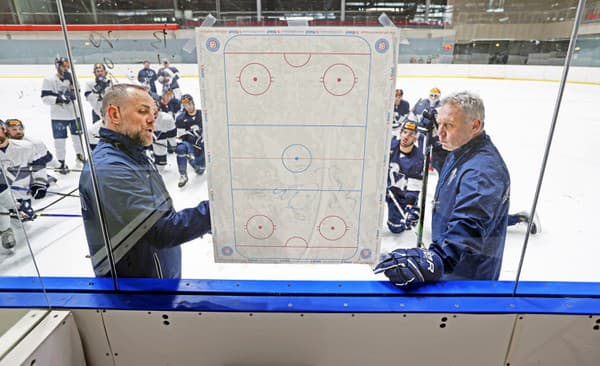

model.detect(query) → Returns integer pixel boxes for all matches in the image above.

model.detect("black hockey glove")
[93,76,110,94]
[55,93,70,104]
[388,186,405,202]
[30,182,47,199]
[374,248,443,288]
[65,90,76,101]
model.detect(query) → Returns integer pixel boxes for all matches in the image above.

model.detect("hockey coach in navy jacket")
[80,84,211,279]
[375,91,510,287]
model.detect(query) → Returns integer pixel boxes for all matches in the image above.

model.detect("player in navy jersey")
[137,60,158,94]
[386,120,423,233]
[175,94,205,187]
[157,60,182,98]
[392,89,410,129]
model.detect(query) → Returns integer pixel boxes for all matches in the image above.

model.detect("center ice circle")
[281,144,312,173]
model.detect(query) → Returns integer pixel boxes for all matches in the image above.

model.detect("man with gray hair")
[79,84,211,278]
[375,91,510,286]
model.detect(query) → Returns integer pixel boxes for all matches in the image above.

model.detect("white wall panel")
[99,310,515,366]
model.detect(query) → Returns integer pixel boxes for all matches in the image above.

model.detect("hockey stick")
[415,129,432,249]
[37,187,79,212]
[11,186,80,198]
[1,212,81,219]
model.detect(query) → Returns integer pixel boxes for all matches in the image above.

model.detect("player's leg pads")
[1,228,15,250]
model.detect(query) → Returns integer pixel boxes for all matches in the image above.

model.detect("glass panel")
[52,0,583,290]
[383,0,578,285]
[516,0,599,284]
[0,1,105,284]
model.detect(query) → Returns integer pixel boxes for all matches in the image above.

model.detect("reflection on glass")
[517,0,598,283]
[0,6,91,280]
[38,1,595,287]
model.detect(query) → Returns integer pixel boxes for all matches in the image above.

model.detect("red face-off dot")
[331,226,335,230]
[258,225,263,230]
[337,78,342,82]
[253,77,258,82]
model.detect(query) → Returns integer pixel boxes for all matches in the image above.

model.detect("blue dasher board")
[197,27,399,264]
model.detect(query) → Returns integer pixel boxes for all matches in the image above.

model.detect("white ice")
[0,64,598,283]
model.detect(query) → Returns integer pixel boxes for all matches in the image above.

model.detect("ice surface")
[0,65,598,282]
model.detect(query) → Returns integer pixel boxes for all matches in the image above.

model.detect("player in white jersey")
[0,119,49,251]
[152,110,177,168]
[83,63,112,123]
[41,57,85,174]
[5,118,59,184]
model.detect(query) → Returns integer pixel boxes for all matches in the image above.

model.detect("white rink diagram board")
[197,27,399,264]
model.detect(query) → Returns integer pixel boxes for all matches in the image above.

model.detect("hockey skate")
[1,228,16,251]
[178,174,188,188]
[76,153,86,163]
[56,160,70,175]
[17,199,37,222]
[193,164,206,175]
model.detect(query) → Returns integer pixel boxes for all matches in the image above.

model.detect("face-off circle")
[318,215,349,241]
[321,63,357,96]
[245,214,275,240]
[238,63,272,96]
[281,144,312,173]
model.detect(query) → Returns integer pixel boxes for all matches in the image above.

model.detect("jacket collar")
[99,128,147,158]
[449,131,487,158]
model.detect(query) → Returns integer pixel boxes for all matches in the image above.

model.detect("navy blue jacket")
[429,132,510,280]
[138,67,158,94]
[79,128,211,278]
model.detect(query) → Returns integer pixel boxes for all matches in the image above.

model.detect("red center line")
[224,51,370,56]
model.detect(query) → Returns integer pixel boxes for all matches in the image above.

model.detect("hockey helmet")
[429,87,441,97]
[55,57,70,69]
[181,94,194,106]
[395,89,403,97]
[401,120,418,133]
[93,63,106,71]
[5,118,24,129]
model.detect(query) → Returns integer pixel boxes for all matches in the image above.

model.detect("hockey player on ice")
[412,87,442,129]
[0,119,48,223]
[392,89,410,129]
[137,60,158,94]
[175,94,205,187]
[5,118,58,185]
[386,120,423,233]
[157,90,180,154]
[157,59,182,98]
[83,63,112,123]
[41,57,85,174]
[152,101,177,168]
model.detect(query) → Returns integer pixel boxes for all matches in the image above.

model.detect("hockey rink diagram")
[198,29,398,263]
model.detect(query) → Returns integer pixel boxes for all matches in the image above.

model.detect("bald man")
[79,84,211,279]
